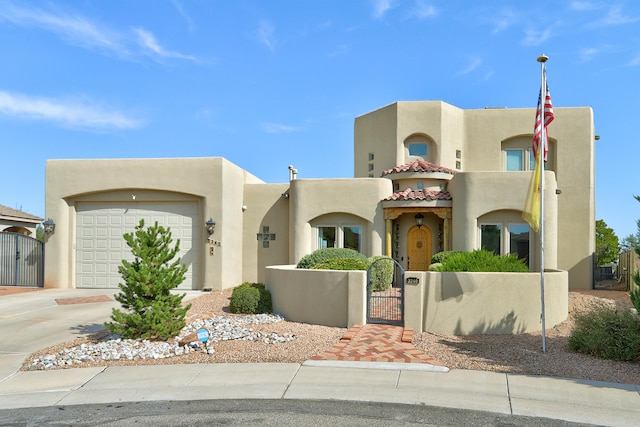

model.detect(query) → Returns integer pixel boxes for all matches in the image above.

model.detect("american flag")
[532,75,554,162]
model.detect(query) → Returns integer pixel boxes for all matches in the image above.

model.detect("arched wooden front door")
[407,226,432,271]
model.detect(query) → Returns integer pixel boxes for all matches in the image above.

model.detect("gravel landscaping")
[22,286,640,386]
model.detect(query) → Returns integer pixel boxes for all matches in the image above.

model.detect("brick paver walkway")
[310,323,445,365]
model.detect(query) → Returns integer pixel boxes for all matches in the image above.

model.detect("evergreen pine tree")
[105,219,191,340]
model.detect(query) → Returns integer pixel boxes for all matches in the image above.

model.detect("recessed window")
[318,227,336,248]
[409,143,427,157]
[456,150,461,159]
[317,225,361,252]
[368,153,375,161]
[480,222,530,266]
[506,150,524,171]
[368,163,374,171]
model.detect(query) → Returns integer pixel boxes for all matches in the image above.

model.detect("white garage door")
[76,202,200,289]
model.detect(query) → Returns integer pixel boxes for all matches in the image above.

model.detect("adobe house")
[0,204,43,236]
[44,100,595,291]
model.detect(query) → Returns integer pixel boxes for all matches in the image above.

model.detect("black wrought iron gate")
[366,257,405,326]
[0,232,44,287]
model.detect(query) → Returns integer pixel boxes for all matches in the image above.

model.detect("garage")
[75,201,201,289]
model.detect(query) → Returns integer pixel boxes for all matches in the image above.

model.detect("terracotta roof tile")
[381,160,457,176]
[383,188,452,201]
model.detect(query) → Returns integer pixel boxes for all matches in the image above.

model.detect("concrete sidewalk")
[1,289,640,426]
[1,362,640,426]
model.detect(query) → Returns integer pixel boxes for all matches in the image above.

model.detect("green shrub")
[229,282,272,314]
[630,272,640,312]
[431,251,463,264]
[438,250,529,272]
[569,303,640,361]
[311,258,370,271]
[296,247,368,269]
[428,262,443,271]
[368,256,395,291]
[105,220,191,341]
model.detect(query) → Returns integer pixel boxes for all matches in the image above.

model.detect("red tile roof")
[381,160,457,176]
[383,188,452,201]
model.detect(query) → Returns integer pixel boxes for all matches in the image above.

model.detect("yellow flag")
[522,151,542,232]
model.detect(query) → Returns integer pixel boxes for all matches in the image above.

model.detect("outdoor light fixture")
[205,218,216,236]
[43,218,56,235]
[414,213,424,229]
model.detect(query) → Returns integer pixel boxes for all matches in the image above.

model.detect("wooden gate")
[366,257,404,326]
[0,232,44,287]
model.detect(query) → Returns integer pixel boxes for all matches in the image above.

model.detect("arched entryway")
[407,225,432,271]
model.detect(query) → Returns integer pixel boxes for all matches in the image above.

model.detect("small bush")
[428,262,443,271]
[296,247,368,269]
[630,272,640,312]
[368,256,394,291]
[569,303,640,361]
[431,251,463,264]
[312,258,369,271]
[438,250,529,272]
[229,282,272,314]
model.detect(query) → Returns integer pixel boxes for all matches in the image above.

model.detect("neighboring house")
[0,204,43,236]
[44,100,595,291]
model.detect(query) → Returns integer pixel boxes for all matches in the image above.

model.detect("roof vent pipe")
[288,165,298,181]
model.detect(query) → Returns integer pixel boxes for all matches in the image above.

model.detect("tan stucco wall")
[288,178,392,264]
[404,270,568,335]
[242,183,290,284]
[266,266,567,334]
[448,171,558,272]
[354,101,594,290]
[45,157,263,290]
[265,265,366,328]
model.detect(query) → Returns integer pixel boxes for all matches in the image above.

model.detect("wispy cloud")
[522,26,554,46]
[262,123,302,134]
[171,0,196,33]
[587,5,640,27]
[256,20,276,52]
[134,28,197,61]
[327,44,349,58]
[490,9,518,34]
[0,91,144,130]
[0,1,197,62]
[629,52,640,66]
[411,1,437,20]
[569,1,603,12]
[579,47,599,62]
[372,0,395,19]
[0,0,126,55]
[457,57,482,75]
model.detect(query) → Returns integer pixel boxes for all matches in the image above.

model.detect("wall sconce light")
[205,218,216,236]
[414,213,424,229]
[43,218,56,235]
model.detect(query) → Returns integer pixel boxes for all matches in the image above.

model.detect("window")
[318,227,336,248]
[368,153,375,161]
[409,143,427,157]
[343,226,361,251]
[505,150,524,171]
[368,163,374,171]
[317,225,361,252]
[479,222,530,266]
[480,224,501,255]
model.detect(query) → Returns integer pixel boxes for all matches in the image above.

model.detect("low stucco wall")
[265,266,568,335]
[404,270,569,335]
[265,265,366,328]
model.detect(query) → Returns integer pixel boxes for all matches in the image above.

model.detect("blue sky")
[1,0,639,239]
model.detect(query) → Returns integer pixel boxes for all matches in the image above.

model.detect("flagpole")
[537,54,548,353]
